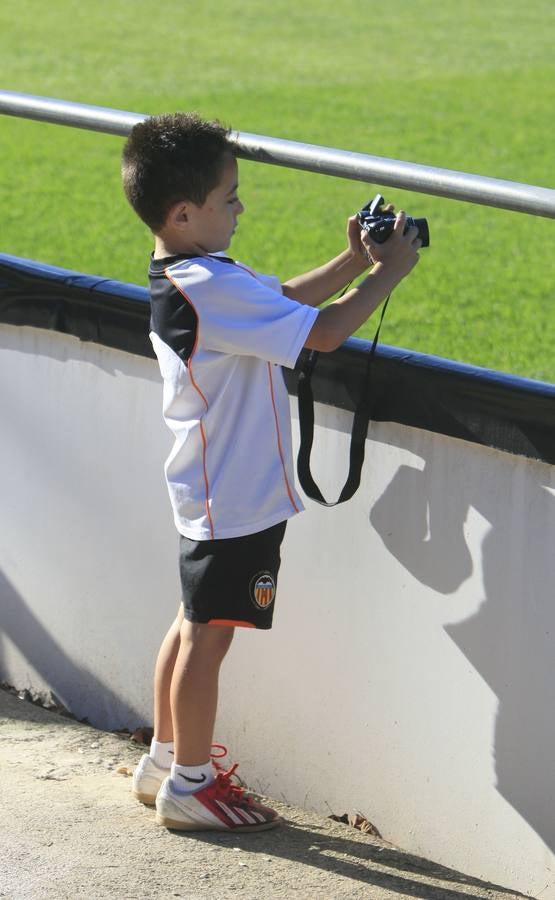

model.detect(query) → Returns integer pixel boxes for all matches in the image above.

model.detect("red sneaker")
[156,762,280,832]
[133,743,233,806]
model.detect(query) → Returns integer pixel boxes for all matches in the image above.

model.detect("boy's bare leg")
[155,618,279,831]
[171,620,234,765]
[153,604,184,743]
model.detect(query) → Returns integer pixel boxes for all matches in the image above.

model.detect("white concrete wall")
[1,322,554,898]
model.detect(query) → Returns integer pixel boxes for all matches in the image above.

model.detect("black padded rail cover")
[0,254,153,358]
[1,253,554,465]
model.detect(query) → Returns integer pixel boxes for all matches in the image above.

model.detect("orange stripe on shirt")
[164,268,215,539]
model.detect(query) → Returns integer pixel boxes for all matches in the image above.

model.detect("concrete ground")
[0,687,531,900]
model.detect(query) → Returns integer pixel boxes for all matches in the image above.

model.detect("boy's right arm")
[304,212,421,353]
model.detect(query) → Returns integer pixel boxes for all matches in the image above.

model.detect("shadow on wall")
[0,569,143,729]
[0,323,161,383]
[369,448,555,854]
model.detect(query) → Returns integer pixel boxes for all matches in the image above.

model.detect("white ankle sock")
[149,740,174,769]
[170,761,214,794]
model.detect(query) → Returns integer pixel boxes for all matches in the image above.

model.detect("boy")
[121,113,420,832]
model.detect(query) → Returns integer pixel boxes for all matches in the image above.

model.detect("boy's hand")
[361,210,421,276]
[347,214,369,265]
[346,204,396,269]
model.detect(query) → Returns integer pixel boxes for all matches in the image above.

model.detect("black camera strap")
[296,295,390,506]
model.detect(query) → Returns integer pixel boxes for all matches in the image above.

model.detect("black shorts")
[178,522,287,630]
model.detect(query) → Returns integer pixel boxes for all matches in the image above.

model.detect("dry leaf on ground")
[328,812,381,838]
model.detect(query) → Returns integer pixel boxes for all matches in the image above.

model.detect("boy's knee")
[180,620,234,660]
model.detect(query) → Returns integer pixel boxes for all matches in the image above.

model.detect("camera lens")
[406,217,430,247]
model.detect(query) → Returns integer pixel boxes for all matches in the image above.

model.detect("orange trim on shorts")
[208,618,256,628]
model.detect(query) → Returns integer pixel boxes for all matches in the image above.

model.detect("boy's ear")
[168,200,190,229]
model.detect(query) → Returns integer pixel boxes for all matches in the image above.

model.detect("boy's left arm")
[282,215,370,307]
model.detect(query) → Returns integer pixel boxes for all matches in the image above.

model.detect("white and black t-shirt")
[149,253,319,540]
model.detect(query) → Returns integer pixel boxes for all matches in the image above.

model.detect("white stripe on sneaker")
[215,800,243,825]
[248,809,266,823]
[232,805,258,825]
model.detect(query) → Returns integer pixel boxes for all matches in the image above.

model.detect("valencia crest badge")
[250,572,276,610]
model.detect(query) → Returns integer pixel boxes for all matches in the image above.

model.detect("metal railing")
[1,90,555,219]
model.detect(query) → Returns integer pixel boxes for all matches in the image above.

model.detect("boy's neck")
[153,235,194,260]
[153,235,230,261]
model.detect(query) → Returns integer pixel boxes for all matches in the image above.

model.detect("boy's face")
[186,155,244,254]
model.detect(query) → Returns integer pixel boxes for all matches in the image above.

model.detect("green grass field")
[1,0,554,381]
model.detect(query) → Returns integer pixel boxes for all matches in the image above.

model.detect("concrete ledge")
[0,687,530,900]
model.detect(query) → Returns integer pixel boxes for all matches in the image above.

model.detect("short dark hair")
[121,112,233,232]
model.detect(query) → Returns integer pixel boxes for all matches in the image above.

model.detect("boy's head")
[122,112,235,236]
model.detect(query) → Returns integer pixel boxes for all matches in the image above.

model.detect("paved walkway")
[0,687,530,900]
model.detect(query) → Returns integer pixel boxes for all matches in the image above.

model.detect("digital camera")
[357,194,430,247]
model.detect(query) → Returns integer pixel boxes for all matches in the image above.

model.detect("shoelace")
[211,745,244,787]
[213,762,248,802]
[210,743,228,772]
